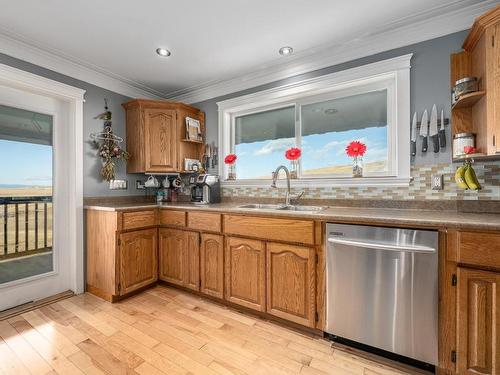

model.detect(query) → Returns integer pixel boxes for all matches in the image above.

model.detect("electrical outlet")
[109,179,128,190]
[431,174,443,190]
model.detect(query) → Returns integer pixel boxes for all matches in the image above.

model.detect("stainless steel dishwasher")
[326,223,438,366]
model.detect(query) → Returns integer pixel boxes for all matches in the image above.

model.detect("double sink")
[237,203,326,213]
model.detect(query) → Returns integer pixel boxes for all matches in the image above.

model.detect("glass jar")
[453,77,478,100]
[352,156,363,178]
[227,164,237,180]
[290,160,298,179]
[453,133,475,157]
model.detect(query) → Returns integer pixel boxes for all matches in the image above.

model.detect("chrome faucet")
[271,165,304,206]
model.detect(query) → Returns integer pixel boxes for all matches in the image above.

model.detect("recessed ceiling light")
[156,48,171,57]
[279,46,293,56]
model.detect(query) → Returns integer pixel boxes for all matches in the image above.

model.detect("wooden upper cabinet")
[453,6,500,156]
[266,242,316,327]
[119,228,158,295]
[200,233,224,299]
[457,267,500,375]
[144,108,177,172]
[122,99,205,173]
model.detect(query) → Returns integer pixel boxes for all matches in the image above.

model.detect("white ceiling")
[0,0,496,100]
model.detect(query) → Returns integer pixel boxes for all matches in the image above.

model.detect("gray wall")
[194,30,469,168]
[0,53,146,197]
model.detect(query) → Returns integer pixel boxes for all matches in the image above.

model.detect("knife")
[420,109,428,153]
[439,109,446,148]
[429,105,439,153]
[411,112,417,156]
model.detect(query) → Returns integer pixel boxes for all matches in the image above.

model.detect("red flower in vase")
[285,147,301,160]
[345,141,367,157]
[224,154,237,164]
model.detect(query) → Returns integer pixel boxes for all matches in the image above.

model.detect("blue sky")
[0,140,52,186]
[235,126,387,179]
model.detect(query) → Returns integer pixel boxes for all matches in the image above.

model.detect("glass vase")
[352,156,363,178]
[227,164,237,180]
[290,159,298,179]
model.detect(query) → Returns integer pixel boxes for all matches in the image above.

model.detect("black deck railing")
[0,196,52,259]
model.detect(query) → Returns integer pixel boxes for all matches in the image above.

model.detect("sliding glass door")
[0,104,54,285]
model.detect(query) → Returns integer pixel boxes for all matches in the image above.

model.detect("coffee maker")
[190,174,220,204]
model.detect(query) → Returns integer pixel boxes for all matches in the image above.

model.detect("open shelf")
[182,138,204,144]
[452,153,500,163]
[451,91,485,110]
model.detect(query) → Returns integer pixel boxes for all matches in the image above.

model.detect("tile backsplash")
[222,161,500,201]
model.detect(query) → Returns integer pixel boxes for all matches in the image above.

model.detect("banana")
[455,165,469,190]
[464,163,481,190]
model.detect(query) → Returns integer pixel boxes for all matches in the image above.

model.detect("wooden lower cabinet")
[266,242,316,328]
[159,228,200,291]
[456,267,500,375]
[118,228,158,295]
[200,233,224,298]
[225,236,266,312]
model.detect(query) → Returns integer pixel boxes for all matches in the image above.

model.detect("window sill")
[221,176,411,188]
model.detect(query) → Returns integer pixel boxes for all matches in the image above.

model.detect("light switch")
[431,174,443,190]
[109,179,128,190]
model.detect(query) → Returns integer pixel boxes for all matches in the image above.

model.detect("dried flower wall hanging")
[90,100,129,182]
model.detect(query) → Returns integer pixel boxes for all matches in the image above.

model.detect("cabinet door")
[494,23,500,153]
[119,228,157,295]
[144,108,177,172]
[266,242,316,327]
[225,237,265,311]
[183,231,200,291]
[200,234,224,298]
[159,228,185,285]
[457,268,500,375]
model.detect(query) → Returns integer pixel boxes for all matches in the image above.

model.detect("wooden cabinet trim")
[223,214,315,245]
[121,209,157,231]
[187,212,222,232]
[159,209,187,227]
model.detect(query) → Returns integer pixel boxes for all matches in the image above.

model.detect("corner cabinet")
[122,99,205,173]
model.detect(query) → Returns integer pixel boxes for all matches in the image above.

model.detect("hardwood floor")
[0,285,419,375]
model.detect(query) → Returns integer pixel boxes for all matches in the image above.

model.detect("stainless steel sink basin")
[237,204,326,212]
[237,203,285,210]
[277,205,326,212]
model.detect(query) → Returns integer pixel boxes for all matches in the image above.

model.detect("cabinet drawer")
[160,210,186,227]
[122,210,157,230]
[187,212,221,232]
[224,215,315,245]
[457,231,500,269]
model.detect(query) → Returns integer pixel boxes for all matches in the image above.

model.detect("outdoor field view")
[0,104,53,284]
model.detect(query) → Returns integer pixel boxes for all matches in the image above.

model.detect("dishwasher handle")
[327,237,436,253]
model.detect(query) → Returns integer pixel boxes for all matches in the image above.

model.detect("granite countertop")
[84,201,500,231]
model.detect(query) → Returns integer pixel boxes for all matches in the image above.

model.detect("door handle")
[327,237,436,253]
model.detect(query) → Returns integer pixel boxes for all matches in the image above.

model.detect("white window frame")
[218,54,412,187]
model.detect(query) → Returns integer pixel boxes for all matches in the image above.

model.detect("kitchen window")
[218,55,412,186]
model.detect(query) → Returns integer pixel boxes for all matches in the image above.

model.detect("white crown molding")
[0,1,495,102]
[0,28,164,99]
[167,0,498,104]
[0,62,85,101]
